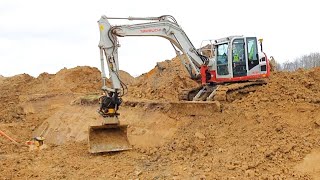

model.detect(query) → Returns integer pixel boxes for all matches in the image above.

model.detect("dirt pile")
[0,74,33,123]
[26,66,101,94]
[0,67,100,124]
[127,56,199,101]
[244,67,320,103]
[1,62,320,179]
[119,70,135,85]
[0,66,135,123]
[0,75,5,83]
[108,67,320,179]
[26,67,135,94]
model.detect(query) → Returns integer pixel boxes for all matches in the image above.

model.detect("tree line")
[271,52,320,71]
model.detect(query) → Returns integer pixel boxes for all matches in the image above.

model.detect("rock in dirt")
[194,132,206,140]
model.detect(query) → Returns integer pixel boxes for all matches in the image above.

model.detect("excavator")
[88,15,270,153]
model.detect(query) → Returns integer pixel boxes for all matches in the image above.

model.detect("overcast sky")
[1,0,319,77]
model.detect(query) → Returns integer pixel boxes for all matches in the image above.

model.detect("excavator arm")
[90,15,210,153]
[98,15,208,94]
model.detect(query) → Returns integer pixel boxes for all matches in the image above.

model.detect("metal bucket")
[88,124,131,153]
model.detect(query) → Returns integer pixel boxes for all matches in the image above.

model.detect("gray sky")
[1,0,319,77]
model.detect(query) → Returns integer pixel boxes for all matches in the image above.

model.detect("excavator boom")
[90,15,211,153]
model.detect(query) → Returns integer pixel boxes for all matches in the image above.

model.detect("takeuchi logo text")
[140,28,161,33]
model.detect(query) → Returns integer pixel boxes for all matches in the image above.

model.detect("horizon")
[1,51,319,78]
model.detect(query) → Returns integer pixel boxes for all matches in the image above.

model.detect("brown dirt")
[119,70,135,85]
[127,56,199,101]
[1,60,320,179]
[0,75,5,84]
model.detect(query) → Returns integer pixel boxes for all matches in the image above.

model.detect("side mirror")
[258,38,263,52]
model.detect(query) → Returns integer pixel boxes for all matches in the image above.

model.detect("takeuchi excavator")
[88,15,270,153]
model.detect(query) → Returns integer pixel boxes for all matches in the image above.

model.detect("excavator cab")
[186,36,269,101]
[212,36,269,82]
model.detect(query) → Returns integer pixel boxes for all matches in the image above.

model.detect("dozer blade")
[88,124,131,153]
[169,101,221,116]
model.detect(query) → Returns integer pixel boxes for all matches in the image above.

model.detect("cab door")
[231,38,247,77]
[246,37,262,75]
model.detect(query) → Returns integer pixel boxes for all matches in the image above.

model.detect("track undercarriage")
[179,80,267,102]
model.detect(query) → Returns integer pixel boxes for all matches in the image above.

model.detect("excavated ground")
[1,59,320,179]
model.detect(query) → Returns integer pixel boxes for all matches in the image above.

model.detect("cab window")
[217,43,229,75]
[247,38,258,61]
[232,39,245,62]
[217,43,228,65]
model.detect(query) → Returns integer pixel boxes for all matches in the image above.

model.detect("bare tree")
[280,52,320,71]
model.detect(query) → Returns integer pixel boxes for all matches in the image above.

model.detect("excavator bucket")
[88,124,131,153]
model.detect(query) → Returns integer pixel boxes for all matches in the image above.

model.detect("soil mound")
[0,66,135,124]
[0,75,5,83]
[237,67,320,104]
[27,66,101,94]
[2,62,320,179]
[128,56,199,101]
[119,70,135,85]
[0,74,34,123]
